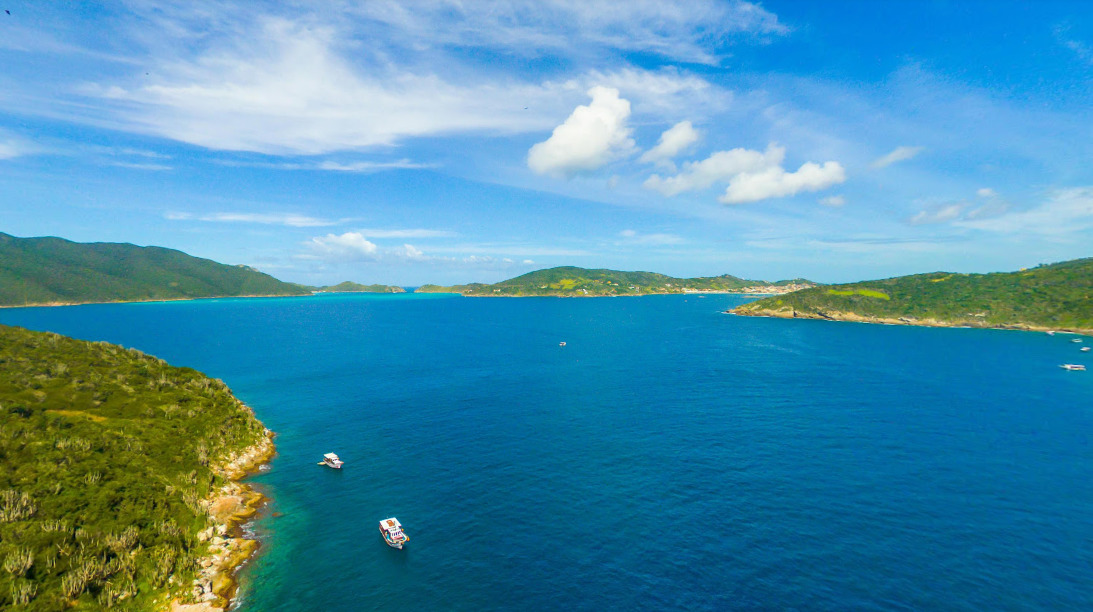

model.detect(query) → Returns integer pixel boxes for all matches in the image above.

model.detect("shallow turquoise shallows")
[3,293,1092,611]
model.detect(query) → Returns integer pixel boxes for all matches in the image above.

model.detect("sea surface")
[2,293,1092,611]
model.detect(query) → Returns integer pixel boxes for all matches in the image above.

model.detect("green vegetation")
[415,267,813,297]
[0,233,310,307]
[826,288,891,300]
[313,281,405,294]
[735,258,1093,331]
[0,324,269,610]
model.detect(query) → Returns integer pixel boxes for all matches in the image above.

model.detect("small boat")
[1082,347,1091,352]
[1073,339,1083,343]
[559,341,566,346]
[319,453,344,469]
[1060,364,1086,371]
[379,518,409,549]
[1047,331,1055,336]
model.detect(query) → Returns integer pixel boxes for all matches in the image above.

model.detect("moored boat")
[1060,364,1086,371]
[319,453,344,469]
[379,518,409,549]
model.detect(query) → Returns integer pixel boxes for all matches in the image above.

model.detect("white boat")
[559,341,566,346]
[319,453,344,469]
[1073,339,1083,343]
[1047,331,1055,336]
[379,518,409,549]
[1081,347,1091,352]
[1060,364,1086,371]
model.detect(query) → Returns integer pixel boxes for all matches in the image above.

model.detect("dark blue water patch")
[2,293,1091,611]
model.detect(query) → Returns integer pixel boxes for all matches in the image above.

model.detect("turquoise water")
[2,293,1092,610]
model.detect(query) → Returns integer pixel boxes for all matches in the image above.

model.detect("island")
[0,232,310,308]
[0,324,274,610]
[732,257,1093,334]
[415,266,813,297]
[312,281,405,294]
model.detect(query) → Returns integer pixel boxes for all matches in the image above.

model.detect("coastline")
[168,426,276,612]
[0,293,311,310]
[428,289,791,298]
[731,307,1093,336]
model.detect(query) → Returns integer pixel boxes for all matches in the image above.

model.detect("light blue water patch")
[2,293,1091,610]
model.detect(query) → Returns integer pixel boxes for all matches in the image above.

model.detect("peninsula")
[0,232,310,307]
[312,281,405,294]
[733,257,1093,334]
[416,266,813,297]
[0,324,274,610]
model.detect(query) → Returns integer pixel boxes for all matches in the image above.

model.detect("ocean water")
[2,293,1092,611]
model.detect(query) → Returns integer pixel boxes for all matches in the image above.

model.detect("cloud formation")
[644,143,845,203]
[639,121,699,165]
[307,232,380,260]
[820,195,845,207]
[527,86,634,178]
[871,145,924,168]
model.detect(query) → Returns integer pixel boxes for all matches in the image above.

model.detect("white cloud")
[644,144,779,196]
[168,212,339,227]
[393,244,425,260]
[307,232,380,260]
[522,259,535,265]
[958,187,1093,235]
[527,86,634,178]
[644,142,845,203]
[976,187,996,198]
[820,195,845,207]
[640,121,699,165]
[721,160,846,204]
[85,18,565,155]
[870,145,924,168]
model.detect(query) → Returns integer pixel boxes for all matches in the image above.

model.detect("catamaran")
[319,453,344,469]
[379,518,409,549]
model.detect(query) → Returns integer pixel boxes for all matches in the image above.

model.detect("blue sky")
[1,1,1092,286]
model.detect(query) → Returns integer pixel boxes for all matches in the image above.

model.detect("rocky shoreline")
[731,307,1093,335]
[168,428,276,612]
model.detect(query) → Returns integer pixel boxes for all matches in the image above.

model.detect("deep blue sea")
[2,293,1092,611]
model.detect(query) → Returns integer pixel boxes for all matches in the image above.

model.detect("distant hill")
[415,266,813,297]
[0,233,310,307]
[733,258,1093,333]
[314,281,405,294]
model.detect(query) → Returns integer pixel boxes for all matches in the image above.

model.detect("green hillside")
[314,281,405,294]
[0,324,270,609]
[0,233,310,307]
[734,258,1093,332]
[416,266,812,297]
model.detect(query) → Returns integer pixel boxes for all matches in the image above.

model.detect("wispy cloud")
[317,160,434,172]
[819,195,845,207]
[354,228,456,239]
[346,1,787,66]
[167,212,341,227]
[870,145,924,169]
[109,161,173,171]
[618,229,684,245]
[958,187,1093,235]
